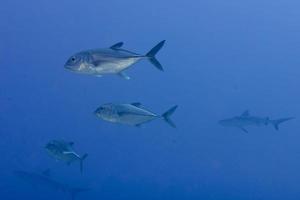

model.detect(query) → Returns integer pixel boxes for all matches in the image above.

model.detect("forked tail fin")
[271,117,294,130]
[162,105,178,128]
[146,40,166,71]
[80,154,88,174]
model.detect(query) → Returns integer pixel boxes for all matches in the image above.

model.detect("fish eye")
[71,57,76,61]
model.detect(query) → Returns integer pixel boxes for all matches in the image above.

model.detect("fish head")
[94,104,118,122]
[45,141,58,153]
[64,52,92,72]
[45,140,65,155]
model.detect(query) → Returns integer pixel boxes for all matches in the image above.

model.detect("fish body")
[45,140,88,173]
[219,110,294,133]
[65,41,165,79]
[94,103,178,128]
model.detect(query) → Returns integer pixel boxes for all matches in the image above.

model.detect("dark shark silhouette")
[219,110,294,133]
[14,170,89,200]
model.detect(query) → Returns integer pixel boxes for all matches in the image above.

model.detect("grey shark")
[45,140,88,173]
[14,170,89,200]
[219,110,294,133]
[64,40,166,79]
[94,103,178,128]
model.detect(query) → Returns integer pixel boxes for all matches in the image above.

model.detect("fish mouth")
[64,64,73,70]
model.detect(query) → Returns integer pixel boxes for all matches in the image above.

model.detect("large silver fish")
[14,169,89,200]
[94,103,178,128]
[45,140,88,173]
[64,40,166,79]
[219,110,294,133]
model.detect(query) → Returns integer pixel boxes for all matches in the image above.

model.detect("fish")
[219,110,294,133]
[94,102,178,128]
[45,140,88,173]
[14,169,89,200]
[64,40,166,79]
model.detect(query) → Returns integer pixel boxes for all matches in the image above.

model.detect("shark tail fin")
[70,188,89,200]
[80,154,88,174]
[271,117,294,130]
[146,40,165,71]
[162,105,178,128]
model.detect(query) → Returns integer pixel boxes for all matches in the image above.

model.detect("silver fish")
[219,110,294,133]
[94,102,178,128]
[45,140,88,173]
[14,169,89,200]
[64,40,166,79]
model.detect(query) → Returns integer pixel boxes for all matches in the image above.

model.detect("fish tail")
[162,105,178,128]
[79,154,88,174]
[270,117,294,130]
[145,40,165,71]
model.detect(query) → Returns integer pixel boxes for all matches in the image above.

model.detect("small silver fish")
[219,110,294,133]
[94,102,178,128]
[64,40,166,79]
[45,140,88,173]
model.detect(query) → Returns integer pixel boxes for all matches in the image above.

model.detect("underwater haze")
[1,0,300,199]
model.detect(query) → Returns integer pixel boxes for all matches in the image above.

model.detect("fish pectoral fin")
[239,127,248,133]
[67,161,72,166]
[110,42,124,50]
[135,124,142,128]
[118,72,130,80]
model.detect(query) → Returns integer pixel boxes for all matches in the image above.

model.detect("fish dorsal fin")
[241,110,250,117]
[110,42,124,50]
[42,169,51,177]
[131,102,142,107]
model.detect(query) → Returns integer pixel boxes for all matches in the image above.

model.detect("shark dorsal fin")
[110,42,124,50]
[42,169,51,177]
[241,110,250,117]
[131,102,142,107]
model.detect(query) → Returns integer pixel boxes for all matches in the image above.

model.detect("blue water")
[1,0,300,199]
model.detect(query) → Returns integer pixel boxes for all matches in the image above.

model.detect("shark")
[14,169,89,200]
[64,40,165,79]
[219,110,294,133]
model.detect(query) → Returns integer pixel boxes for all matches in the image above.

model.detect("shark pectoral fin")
[118,72,130,80]
[110,42,124,49]
[239,127,248,133]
